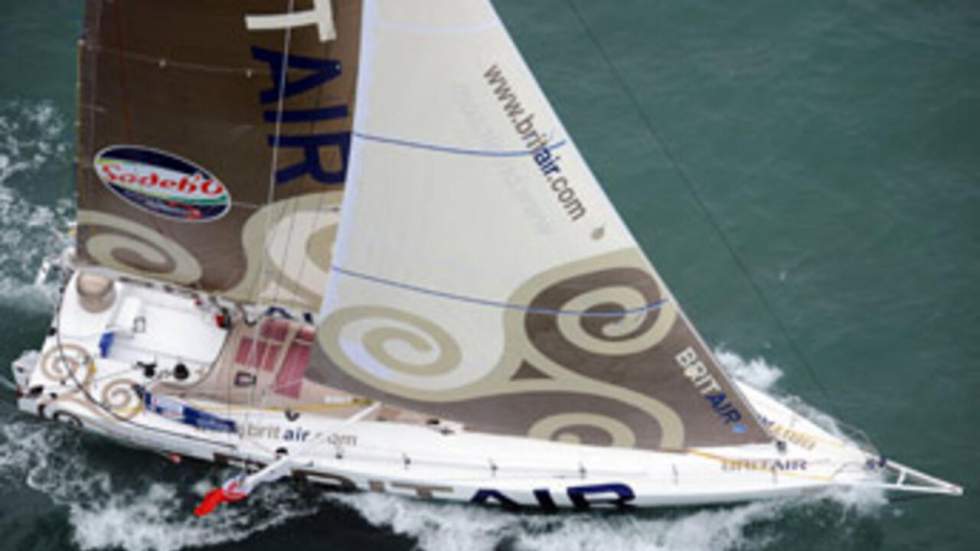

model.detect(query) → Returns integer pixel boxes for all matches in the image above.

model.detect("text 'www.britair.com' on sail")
[484,64,586,222]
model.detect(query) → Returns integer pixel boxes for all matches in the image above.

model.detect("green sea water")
[0,1,977,550]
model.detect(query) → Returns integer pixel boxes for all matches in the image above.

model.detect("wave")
[0,419,321,551]
[327,484,885,551]
[0,100,74,311]
[716,346,866,446]
[716,346,785,390]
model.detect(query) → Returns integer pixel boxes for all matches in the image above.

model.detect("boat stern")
[10,349,44,417]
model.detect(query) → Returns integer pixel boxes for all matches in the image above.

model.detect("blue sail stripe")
[353,131,568,158]
[331,265,668,317]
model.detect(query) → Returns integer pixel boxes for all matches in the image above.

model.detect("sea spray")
[0,420,319,551]
[326,485,887,551]
[0,100,73,310]
[715,346,785,390]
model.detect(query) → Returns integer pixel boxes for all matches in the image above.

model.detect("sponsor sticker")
[721,458,808,472]
[94,145,231,222]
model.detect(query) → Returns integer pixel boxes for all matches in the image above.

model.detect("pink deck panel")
[235,338,280,372]
[274,342,311,398]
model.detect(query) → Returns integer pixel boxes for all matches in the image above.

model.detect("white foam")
[0,100,74,311]
[328,484,886,551]
[715,346,784,390]
[715,347,868,445]
[68,481,316,551]
[0,420,318,551]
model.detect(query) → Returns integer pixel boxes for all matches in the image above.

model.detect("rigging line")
[267,85,335,317]
[289,81,342,301]
[259,190,335,407]
[562,0,840,416]
[255,0,336,409]
[292,182,334,314]
[243,0,300,439]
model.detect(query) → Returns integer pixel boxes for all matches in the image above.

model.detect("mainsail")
[75,0,362,312]
[307,0,772,450]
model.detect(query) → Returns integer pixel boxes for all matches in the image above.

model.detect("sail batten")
[352,131,570,158]
[330,264,670,317]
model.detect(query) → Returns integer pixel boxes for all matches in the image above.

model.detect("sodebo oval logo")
[94,146,231,222]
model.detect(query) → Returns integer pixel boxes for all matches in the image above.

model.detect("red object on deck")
[274,341,311,398]
[193,489,226,517]
[235,338,280,371]
[193,479,248,517]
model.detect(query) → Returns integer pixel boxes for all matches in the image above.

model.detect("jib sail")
[76,0,362,313]
[307,0,771,450]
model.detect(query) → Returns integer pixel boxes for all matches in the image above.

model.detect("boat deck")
[55,270,444,427]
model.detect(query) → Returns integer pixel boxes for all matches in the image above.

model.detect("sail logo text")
[249,48,351,187]
[94,146,231,222]
[485,64,586,222]
[675,347,748,433]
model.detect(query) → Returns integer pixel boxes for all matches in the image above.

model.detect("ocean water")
[0,1,977,550]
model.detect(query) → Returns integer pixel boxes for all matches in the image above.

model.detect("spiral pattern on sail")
[527,412,637,447]
[317,305,464,394]
[312,248,705,447]
[524,267,676,367]
[229,192,342,311]
[77,211,202,285]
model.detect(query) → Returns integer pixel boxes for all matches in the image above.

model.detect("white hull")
[11,270,961,510]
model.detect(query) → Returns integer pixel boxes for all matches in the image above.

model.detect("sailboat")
[11,0,961,513]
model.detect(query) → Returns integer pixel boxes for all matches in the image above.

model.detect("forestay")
[310,0,771,450]
[75,0,362,313]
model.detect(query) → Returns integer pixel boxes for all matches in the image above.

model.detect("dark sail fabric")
[76,0,361,312]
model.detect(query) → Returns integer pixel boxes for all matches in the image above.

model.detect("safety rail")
[830,458,963,496]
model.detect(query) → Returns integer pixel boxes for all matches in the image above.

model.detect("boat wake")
[327,484,886,551]
[0,100,74,311]
[0,349,887,551]
[715,347,785,390]
[0,419,319,551]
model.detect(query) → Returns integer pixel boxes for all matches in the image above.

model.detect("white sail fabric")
[310,0,770,450]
